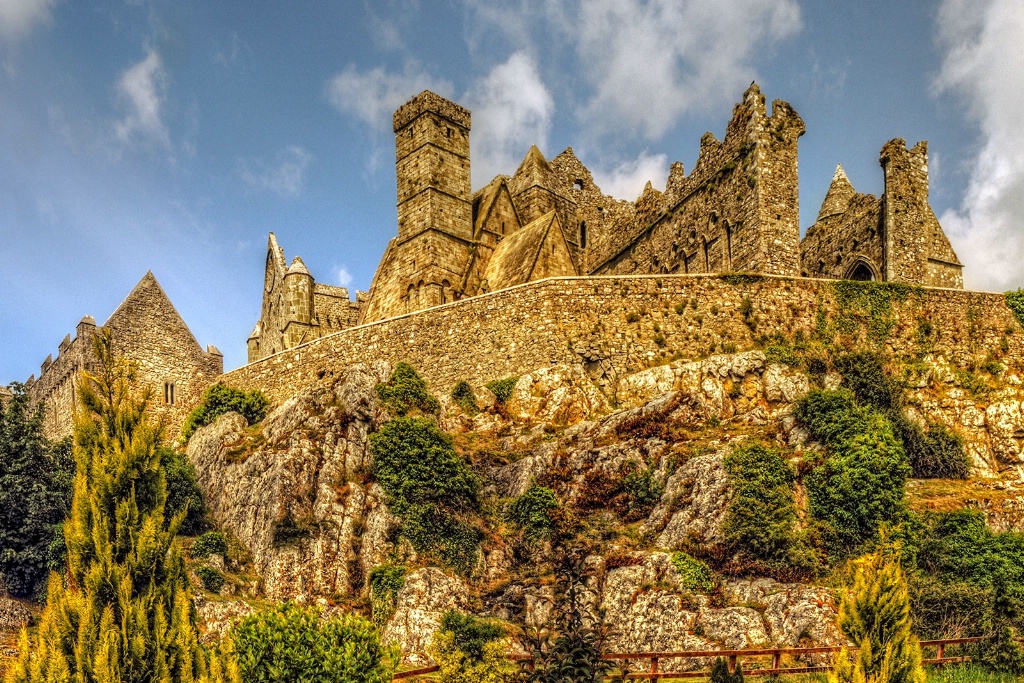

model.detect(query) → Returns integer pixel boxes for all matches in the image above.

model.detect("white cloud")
[239,146,313,199]
[591,153,669,201]
[325,63,452,132]
[466,51,554,185]
[114,50,170,148]
[335,266,353,288]
[0,0,57,39]
[576,0,801,139]
[935,0,1024,291]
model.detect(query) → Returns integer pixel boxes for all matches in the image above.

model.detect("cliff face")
[186,353,1024,662]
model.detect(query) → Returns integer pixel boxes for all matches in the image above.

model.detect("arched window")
[723,221,733,271]
[579,222,587,248]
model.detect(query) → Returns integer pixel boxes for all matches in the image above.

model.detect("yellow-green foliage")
[830,550,925,683]
[5,331,234,683]
[231,602,397,683]
[428,611,514,683]
[670,552,715,593]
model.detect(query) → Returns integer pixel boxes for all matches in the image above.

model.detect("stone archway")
[845,259,878,281]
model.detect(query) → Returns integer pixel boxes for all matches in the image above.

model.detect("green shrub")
[231,602,397,683]
[522,552,613,683]
[892,414,969,479]
[620,464,664,521]
[191,530,228,558]
[401,504,482,576]
[370,417,478,514]
[833,351,969,479]
[764,341,800,367]
[671,552,715,593]
[508,486,558,541]
[796,390,910,554]
[195,566,225,593]
[1006,290,1024,329]
[485,377,519,405]
[909,575,991,639]
[181,383,269,441]
[370,416,481,573]
[160,446,208,534]
[376,362,440,416]
[916,510,1024,588]
[451,381,479,415]
[836,351,901,412]
[430,611,513,683]
[369,564,406,628]
[722,443,801,567]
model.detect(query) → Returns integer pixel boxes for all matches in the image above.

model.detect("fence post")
[728,655,737,674]
[651,656,660,681]
[937,643,945,664]
[773,652,781,671]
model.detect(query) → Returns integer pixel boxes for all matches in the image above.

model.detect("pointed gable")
[817,165,857,221]
[483,211,576,291]
[103,272,212,360]
[473,176,522,240]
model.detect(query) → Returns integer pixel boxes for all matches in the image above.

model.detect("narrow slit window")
[164,382,175,405]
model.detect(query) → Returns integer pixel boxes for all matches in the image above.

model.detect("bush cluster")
[376,362,440,416]
[507,485,558,541]
[485,377,519,405]
[795,389,910,555]
[181,383,269,441]
[836,351,969,479]
[722,443,797,562]
[450,380,479,415]
[195,566,225,593]
[429,610,512,683]
[1006,289,1024,329]
[191,530,228,558]
[369,416,481,573]
[231,602,397,683]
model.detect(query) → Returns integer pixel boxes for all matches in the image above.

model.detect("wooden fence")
[392,636,987,681]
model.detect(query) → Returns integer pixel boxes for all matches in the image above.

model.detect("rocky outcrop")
[187,362,397,601]
[615,351,809,419]
[382,568,469,664]
[0,598,32,631]
[645,452,731,548]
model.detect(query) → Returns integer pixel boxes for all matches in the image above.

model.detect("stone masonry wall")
[220,274,1022,407]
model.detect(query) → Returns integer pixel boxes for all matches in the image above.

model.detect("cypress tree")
[5,332,236,683]
[829,550,925,683]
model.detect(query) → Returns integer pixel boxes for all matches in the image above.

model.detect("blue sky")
[2,0,1023,382]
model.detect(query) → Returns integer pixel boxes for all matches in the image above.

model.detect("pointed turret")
[817,165,857,221]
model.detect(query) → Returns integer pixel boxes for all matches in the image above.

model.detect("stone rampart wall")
[220,274,1022,406]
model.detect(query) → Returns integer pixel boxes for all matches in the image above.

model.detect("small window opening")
[164,382,175,405]
[573,179,584,191]
[579,222,588,248]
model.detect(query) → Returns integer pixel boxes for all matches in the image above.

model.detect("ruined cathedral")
[244,83,960,362]
[15,83,969,441]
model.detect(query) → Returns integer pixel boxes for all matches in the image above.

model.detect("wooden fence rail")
[392,636,990,681]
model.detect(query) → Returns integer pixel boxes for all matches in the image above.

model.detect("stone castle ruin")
[15,84,969,439]
[247,84,962,363]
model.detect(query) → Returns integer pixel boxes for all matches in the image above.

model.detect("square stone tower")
[360,91,477,323]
